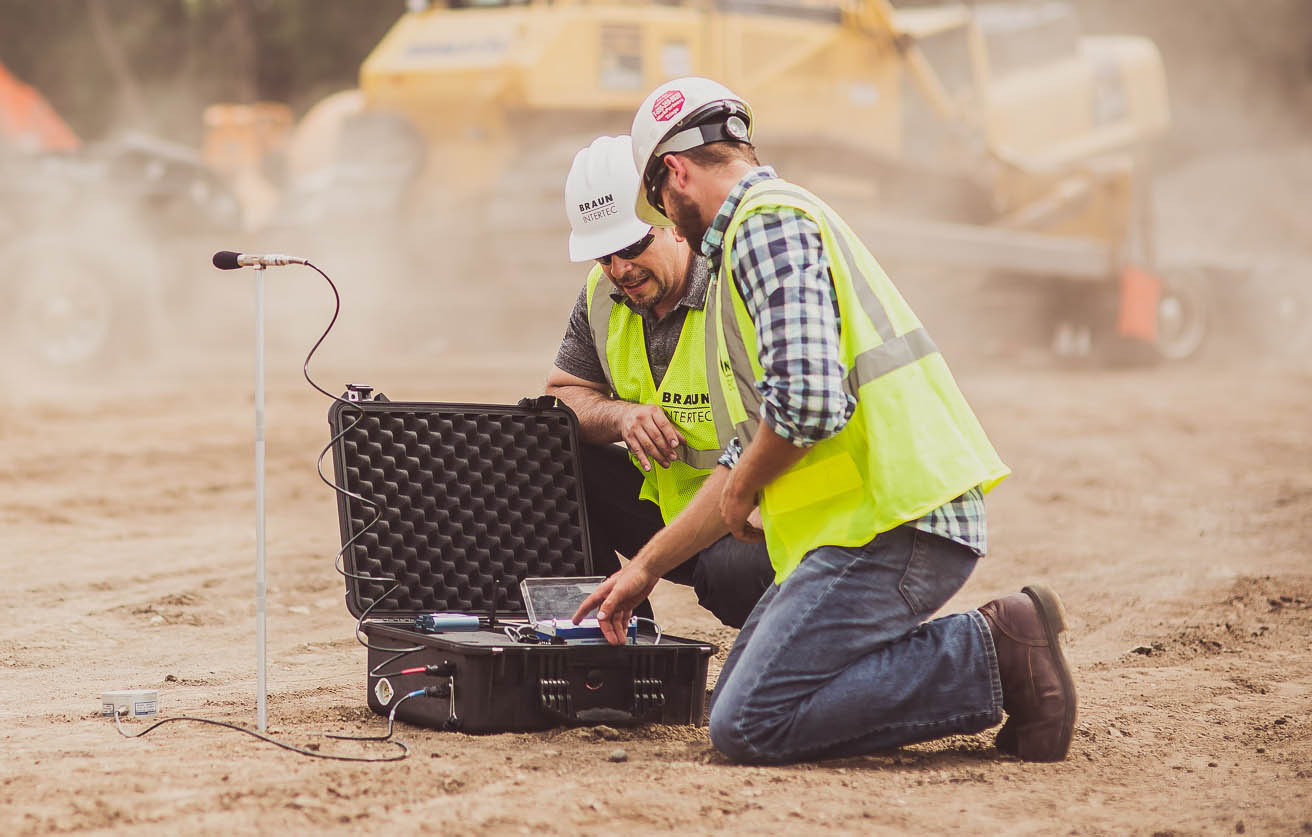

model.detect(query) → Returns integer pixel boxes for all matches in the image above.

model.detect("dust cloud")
[1101,0,1312,367]
[5,0,1309,404]
[3,5,1311,834]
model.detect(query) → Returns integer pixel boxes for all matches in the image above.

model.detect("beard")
[608,265,668,312]
[665,187,708,251]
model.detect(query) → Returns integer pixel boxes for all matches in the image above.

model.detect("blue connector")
[415,613,482,632]
[534,617,638,645]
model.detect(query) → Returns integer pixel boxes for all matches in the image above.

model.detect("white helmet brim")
[568,219,651,262]
[564,135,655,262]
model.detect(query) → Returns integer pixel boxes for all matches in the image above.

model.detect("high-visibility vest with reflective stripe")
[707,180,1010,581]
[585,264,722,522]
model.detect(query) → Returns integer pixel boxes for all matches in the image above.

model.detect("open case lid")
[328,395,594,619]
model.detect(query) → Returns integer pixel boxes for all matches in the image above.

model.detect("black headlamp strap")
[644,102,752,211]
[652,103,750,159]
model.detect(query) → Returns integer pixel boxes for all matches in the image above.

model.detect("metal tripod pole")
[253,264,268,732]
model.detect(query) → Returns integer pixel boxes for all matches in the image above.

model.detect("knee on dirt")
[708,697,790,764]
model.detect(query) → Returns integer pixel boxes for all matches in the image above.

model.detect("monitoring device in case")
[520,576,636,644]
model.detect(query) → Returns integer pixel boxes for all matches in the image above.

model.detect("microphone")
[212,251,308,270]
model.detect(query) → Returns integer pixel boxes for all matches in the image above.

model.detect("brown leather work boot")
[979,584,1078,762]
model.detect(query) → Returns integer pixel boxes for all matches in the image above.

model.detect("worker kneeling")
[575,78,1078,764]
[548,134,773,629]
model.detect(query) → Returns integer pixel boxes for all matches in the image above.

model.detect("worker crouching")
[575,77,1078,765]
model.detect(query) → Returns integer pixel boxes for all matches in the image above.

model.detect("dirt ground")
[3,32,1312,824]
[2,232,1310,836]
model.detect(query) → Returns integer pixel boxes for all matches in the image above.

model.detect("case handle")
[517,395,559,412]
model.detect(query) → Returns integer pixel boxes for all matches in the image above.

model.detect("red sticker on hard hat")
[652,90,685,122]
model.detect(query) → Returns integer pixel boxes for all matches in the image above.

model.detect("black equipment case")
[327,391,714,733]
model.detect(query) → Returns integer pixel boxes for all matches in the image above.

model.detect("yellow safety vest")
[585,264,723,522]
[707,180,1010,581]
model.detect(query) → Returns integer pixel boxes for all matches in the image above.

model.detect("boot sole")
[1021,583,1078,761]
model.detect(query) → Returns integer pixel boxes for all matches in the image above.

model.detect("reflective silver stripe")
[713,183,942,443]
[719,259,762,444]
[675,443,724,470]
[704,272,739,448]
[845,327,938,391]
[835,225,896,343]
[744,187,896,342]
[587,284,618,395]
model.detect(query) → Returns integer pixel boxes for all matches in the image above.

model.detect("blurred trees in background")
[0,0,404,142]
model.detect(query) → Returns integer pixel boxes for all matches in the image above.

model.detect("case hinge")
[538,677,573,717]
[631,677,665,718]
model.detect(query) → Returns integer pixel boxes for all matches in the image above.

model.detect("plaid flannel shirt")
[705,167,987,555]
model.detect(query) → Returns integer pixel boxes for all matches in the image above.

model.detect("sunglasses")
[598,231,655,266]
[644,160,670,217]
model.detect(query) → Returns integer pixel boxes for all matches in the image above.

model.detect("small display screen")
[520,577,607,625]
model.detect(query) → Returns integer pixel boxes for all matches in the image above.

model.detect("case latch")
[344,383,374,402]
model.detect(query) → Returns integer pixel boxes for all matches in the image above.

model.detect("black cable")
[112,708,408,762]
[108,261,451,763]
[368,647,425,679]
[300,261,422,655]
[326,688,432,743]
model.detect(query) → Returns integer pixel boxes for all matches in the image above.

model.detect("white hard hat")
[630,77,753,226]
[564,135,652,262]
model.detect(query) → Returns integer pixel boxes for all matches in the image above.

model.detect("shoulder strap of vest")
[706,264,764,447]
[723,183,941,400]
[718,256,765,444]
[738,184,896,343]
[585,265,618,396]
[704,270,732,446]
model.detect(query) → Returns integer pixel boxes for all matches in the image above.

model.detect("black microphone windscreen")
[213,250,241,270]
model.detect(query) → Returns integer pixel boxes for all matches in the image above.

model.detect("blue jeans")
[708,525,1003,764]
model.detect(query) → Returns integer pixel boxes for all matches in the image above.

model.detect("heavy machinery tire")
[1047,270,1211,366]
[330,111,427,215]
[1150,267,1211,362]
[1,232,161,383]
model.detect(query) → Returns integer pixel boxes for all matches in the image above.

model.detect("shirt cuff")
[759,393,855,447]
[716,437,742,468]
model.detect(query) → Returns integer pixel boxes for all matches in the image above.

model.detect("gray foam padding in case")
[332,404,592,616]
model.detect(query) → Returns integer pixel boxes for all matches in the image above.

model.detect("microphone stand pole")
[253,263,268,732]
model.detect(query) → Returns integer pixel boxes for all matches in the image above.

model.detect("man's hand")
[718,422,808,542]
[572,562,659,645]
[617,403,684,471]
[573,467,734,645]
[720,470,764,542]
[545,367,684,470]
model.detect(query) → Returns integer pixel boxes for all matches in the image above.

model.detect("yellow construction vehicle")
[217,0,1215,360]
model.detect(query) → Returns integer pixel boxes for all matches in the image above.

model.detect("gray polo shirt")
[554,256,710,390]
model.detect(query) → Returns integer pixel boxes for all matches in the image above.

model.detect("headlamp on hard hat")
[642,100,753,217]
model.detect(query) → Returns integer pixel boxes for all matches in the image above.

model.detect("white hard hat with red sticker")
[564,135,652,263]
[630,77,754,226]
